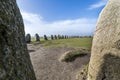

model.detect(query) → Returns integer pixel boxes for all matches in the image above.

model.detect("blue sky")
[17,0,108,36]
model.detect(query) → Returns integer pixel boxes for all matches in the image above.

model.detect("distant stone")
[51,35,54,40]
[87,0,120,80]
[62,35,64,39]
[26,34,31,43]
[35,33,40,41]
[44,35,48,40]
[58,35,61,39]
[65,35,67,39]
[0,0,36,80]
[67,36,69,39]
[54,35,57,39]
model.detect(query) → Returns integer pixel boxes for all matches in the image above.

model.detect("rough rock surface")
[0,0,36,80]
[88,0,120,80]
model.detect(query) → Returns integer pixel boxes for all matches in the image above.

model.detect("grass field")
[32,38,93,50]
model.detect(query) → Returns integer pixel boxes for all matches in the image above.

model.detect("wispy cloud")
[21,11,97,36]
[88,0,108,10]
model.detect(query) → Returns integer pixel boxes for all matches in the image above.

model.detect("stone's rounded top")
[109,0,120,3]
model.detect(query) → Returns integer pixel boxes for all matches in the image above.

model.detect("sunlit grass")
[31,37,93,50]
[43,38,92,50]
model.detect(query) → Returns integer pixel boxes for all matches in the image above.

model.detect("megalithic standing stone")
[44,35,48,40]
[88,0,120,80]
[26,33,31,43]
[35,33,40,41]
[51,35,54,40]
[0,0,36,80]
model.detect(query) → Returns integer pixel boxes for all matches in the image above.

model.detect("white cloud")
[21,11,97,36]
[88,0,108,10]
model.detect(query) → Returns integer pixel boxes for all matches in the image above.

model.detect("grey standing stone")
[54,35,57,39]
[87,0,120,80]
[51,35,54,40]
[26,34,31,43]
[0,0,36,80]
[35,33,40,41]
[62,35,64,39]
[64,35,67,39]
[58,35,61,39]
[44,35,48,41]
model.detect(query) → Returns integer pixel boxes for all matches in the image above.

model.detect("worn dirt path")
[27,44,90,80]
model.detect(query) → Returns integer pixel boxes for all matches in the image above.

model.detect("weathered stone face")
[26,34,31,43]
[35,33,40,41]
[88,0,120,80]
[0,0,36,80]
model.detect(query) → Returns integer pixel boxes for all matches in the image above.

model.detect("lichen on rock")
[87,0,120,80]
[0,0,36,80]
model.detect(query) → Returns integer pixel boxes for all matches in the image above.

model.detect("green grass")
[31,37,93,50]
[31,37,48,42]
[42,38,92,50]
[59,49,89,62]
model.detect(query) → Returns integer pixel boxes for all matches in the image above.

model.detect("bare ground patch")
[28,44,90,80]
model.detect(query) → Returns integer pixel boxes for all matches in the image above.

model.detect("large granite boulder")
[87,0,120,80]
[0,0,36,80]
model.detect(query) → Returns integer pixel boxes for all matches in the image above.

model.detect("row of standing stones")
[25,33,69,43]
[25,33,92,43]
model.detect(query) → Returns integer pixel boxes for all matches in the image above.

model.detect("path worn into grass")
[28,44,90,80]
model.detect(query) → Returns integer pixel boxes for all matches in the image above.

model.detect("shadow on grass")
[65,53,87,62]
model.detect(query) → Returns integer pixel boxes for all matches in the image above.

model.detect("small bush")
[59,49,88,62]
